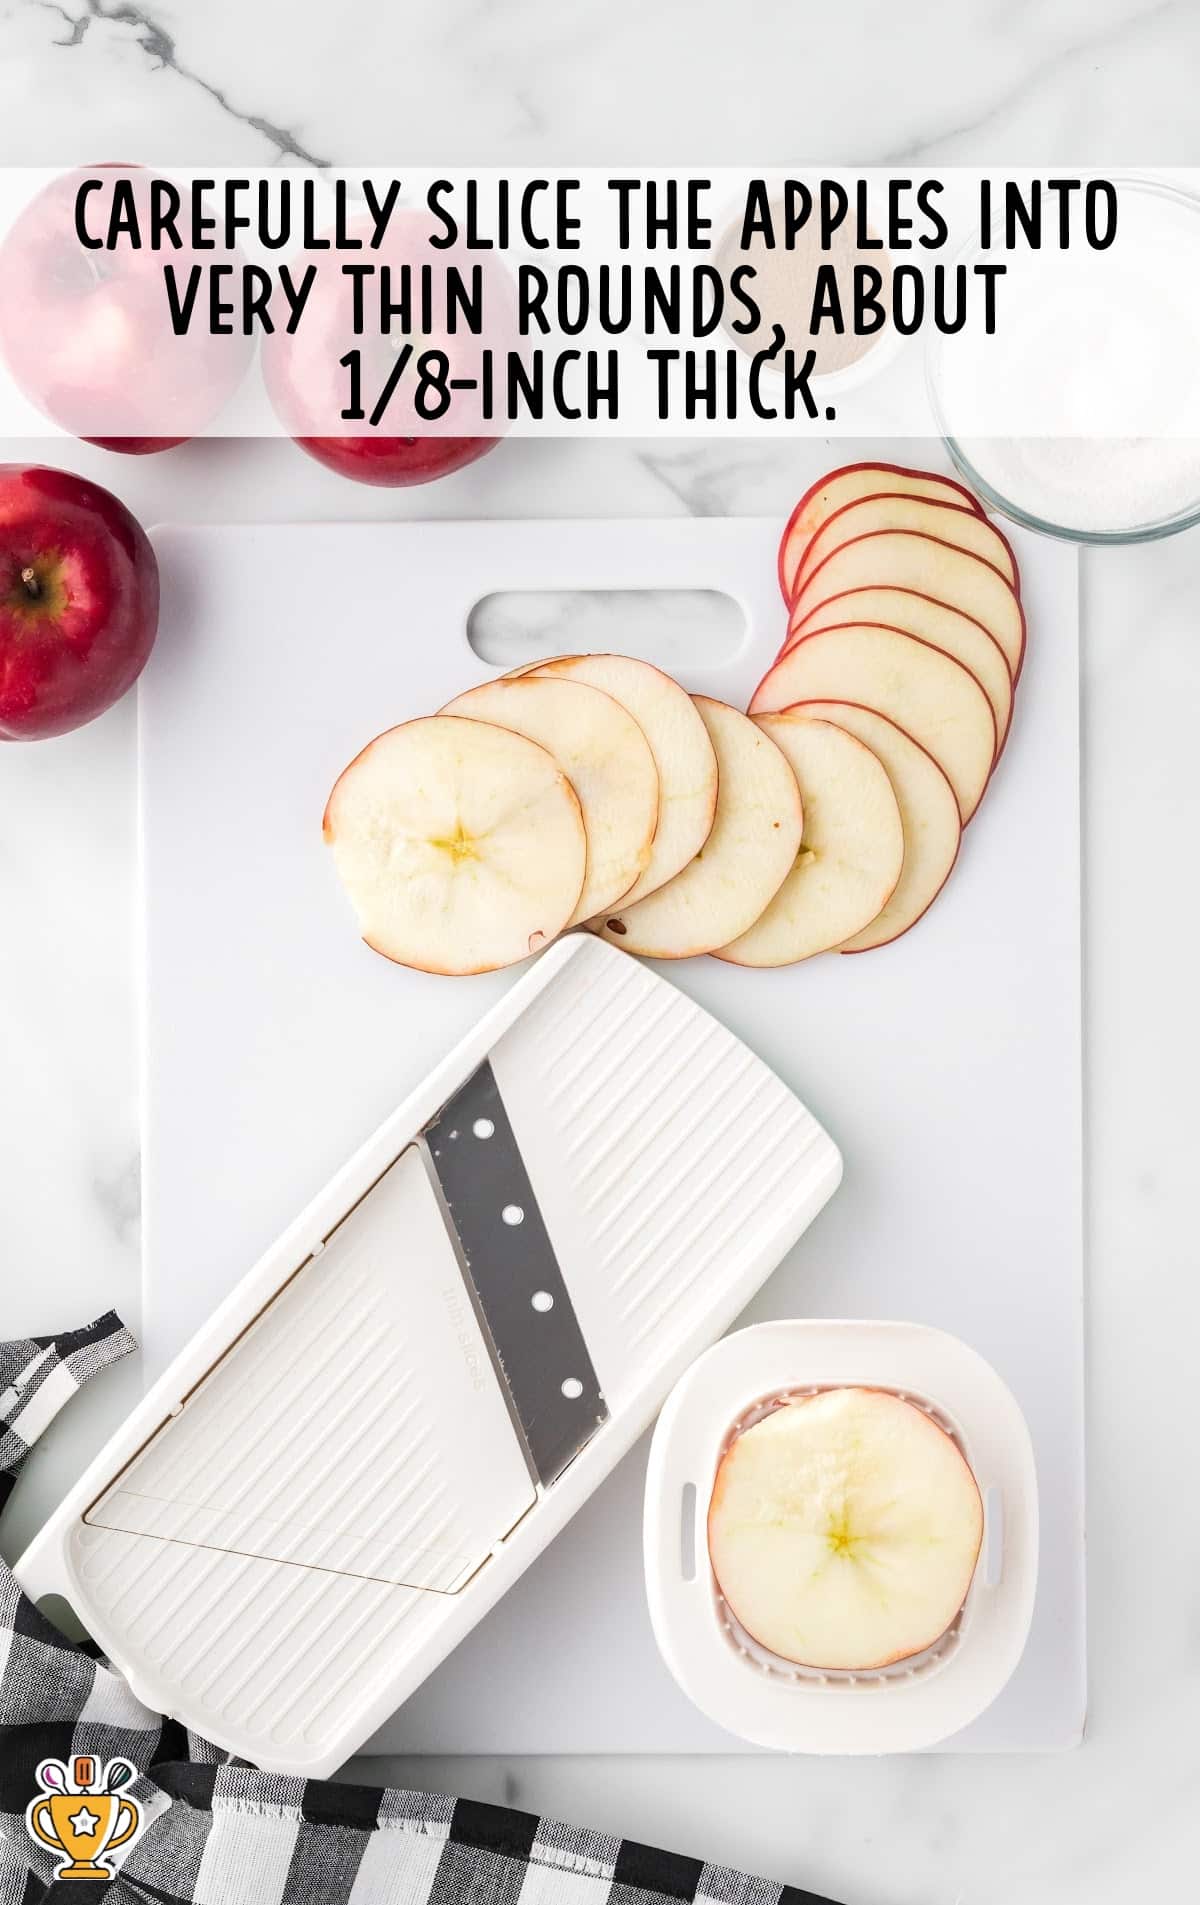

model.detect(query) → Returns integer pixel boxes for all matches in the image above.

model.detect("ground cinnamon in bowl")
[717,201,894,377]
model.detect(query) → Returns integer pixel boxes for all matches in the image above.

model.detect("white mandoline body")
[17,935,841,1778]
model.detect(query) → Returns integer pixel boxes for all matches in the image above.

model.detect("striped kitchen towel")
[0,1313,841,1905]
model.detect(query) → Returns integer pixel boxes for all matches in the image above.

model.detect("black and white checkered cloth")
[0,1314,842,1905]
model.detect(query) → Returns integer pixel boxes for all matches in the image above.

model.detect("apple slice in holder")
[643,1320,1038,1753]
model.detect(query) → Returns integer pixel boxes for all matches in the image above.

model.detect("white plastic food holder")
[643,1319,1039,1753]
[16,935,842,1777]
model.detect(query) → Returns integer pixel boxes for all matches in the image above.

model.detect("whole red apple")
[0,465,159,741]
[263,209,511,488]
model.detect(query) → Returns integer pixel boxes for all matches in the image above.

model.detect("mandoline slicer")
[17,935,841,1777]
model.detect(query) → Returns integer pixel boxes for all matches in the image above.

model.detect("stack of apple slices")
[325,655,730,975]
[325,461,1024,974]
[738,459,1025,956]
[768,463,1023,803]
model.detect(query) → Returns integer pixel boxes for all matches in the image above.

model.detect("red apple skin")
[84,436,189,456]
[777,461,984,604]
[293,434,498,487]
[264,209,513,489]
[0,465,159,742]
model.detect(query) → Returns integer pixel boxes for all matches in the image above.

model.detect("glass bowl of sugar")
[928,174,1200,544]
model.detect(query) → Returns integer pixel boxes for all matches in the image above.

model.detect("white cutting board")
[139,513,1083,1755]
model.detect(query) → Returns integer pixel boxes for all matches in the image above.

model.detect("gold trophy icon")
[26,1756,140,1881]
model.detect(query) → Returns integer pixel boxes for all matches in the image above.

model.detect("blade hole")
[472,1118,495,1139]
[561,1376,583,1400]
[501,1204,524,1226]
[531,1290,554,1313]
[467,588,746,670]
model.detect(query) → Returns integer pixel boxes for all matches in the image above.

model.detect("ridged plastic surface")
[491,941,833,1403]
[72,1147,539,1751]
[85,1147,534,1587]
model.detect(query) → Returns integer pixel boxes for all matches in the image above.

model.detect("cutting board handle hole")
[467,589,747,670]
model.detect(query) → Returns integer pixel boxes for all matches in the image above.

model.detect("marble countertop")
[1,5,1199,1901]
[3,0,1200,167]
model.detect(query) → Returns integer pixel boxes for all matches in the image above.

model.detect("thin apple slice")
[790,529,1026,680]
[715,714,904,966]
[526,653,719,904]
[786,700,961,951]
[787,587,1014,750]
[596,696,802,958]
[441,675,659,926]
[324,715,586,974]
[778,462,982,601]
[707,1387,984,1670]
[791,493,1018,598]
[749,625,996,822]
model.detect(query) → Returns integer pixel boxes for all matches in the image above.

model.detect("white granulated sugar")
[953,435,1200,534]
[935,182,1200,533]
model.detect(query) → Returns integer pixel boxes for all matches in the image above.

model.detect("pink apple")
[0,465,159,741]
[0,165,251,445]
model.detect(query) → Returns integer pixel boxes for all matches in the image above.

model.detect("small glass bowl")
[928,173,1200,545]
[939,433,1200,548]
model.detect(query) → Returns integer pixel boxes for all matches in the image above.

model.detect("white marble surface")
[1,4,1199,1900]
[3,0,1200,167]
